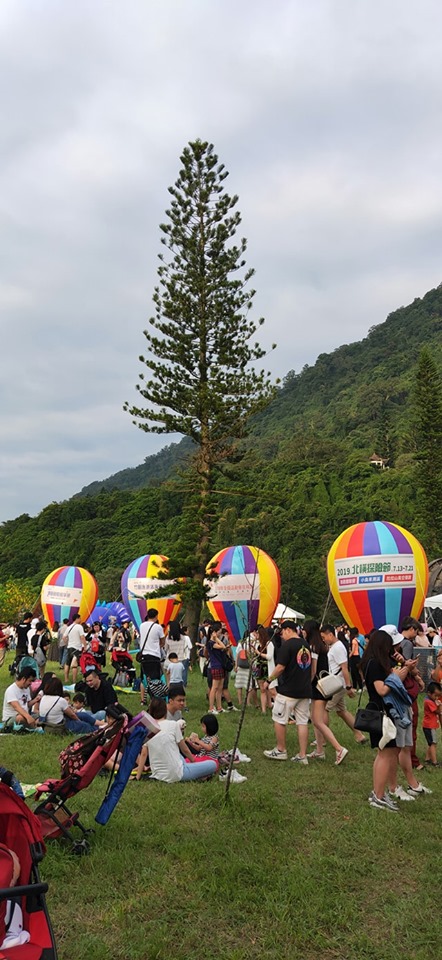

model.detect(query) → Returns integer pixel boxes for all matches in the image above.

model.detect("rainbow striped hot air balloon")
[41,566,98,628]
[205,545,281,645]
[120,554,182,630]
[327,521,429,634]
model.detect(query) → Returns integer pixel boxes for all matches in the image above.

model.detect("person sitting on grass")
[186,713,247,784]
[422,681,442,766]
[143,698,218,783]
[71,691,87,711]
[38,677,102,733]
[2,667,39,727]
[187,712,220,757]
[83,668,118,720]
[166,685,187,724]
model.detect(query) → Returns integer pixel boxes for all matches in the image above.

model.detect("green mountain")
[1,284,442,618]
[75,437,194,497]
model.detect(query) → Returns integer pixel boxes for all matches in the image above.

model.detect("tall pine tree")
[412,347,442,555]
[125,140,276,632]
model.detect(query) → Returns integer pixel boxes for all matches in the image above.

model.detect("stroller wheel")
[71,839,90,856]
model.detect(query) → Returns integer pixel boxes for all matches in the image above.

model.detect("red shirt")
[423,697,440,730]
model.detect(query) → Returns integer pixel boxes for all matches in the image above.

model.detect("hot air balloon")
[204,545,281,645]
[85,601,125,627]
[121,554,182,630]
[41,566,98,628]
[327,521,429,634]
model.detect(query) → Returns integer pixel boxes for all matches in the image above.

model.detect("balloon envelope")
[121,554,182,630]
[327,521,429,634]
[205,544,281,644]
[41,566,98,628]
[86,601,131,627]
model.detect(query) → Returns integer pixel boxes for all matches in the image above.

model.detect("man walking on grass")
[263,620,312,764]
[64,613,87,684]
[320,624,366,745]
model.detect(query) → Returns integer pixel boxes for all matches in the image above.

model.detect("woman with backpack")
[234,634,253,706]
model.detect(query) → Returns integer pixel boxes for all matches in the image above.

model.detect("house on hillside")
[369,453,389,470]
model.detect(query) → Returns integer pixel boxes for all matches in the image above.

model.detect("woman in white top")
[147,698,218,782]
[38,677,98,733]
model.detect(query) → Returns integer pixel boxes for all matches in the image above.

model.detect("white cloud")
[1,0,442,521]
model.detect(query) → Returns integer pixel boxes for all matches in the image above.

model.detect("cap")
[379,714,397,749]
[380,624,404,646]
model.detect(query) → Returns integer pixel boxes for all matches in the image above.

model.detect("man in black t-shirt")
[15,613,33,660]
[84,669,118,720]
[263,620,312,763]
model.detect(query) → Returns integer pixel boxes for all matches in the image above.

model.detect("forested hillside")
[1,284,441,619]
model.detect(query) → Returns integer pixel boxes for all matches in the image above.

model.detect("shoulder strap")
[42,697,62,723]
[140,622,155,657]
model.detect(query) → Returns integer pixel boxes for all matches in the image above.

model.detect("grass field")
[0,653,440,960]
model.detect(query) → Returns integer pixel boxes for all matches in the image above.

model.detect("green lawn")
[0,653,440,960]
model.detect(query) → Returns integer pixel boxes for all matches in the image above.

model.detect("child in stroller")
[0,781,58,957]
[111,649,136,688]
[78,650,102,677]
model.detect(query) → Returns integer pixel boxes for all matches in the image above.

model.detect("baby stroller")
[8,655,38,679]
[0,782,58,958]
[87,636,106,668]
[33,710,128,855]
[111,649,136,688]
[78,651,102,676]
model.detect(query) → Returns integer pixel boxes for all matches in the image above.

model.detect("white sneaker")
[391,786,415,802]
[335,747,348,766]
[407,782,433,796]
[290,754,308,765]
[225,769,247,784]
[263,748,287,760]
[368,792,399,812]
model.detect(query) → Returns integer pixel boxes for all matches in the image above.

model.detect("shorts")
[325,687,346,713]
[141,656,162,681]
[272,693,310,726]
[370,730,397,750]
[66,648,80,667]
[423,727,438,746]
[394,711,413,749]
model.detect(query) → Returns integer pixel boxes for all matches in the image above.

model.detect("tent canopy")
[425,595,442,609]
[273,602,305,622]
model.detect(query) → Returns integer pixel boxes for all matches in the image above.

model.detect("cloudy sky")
[1,0,442,522]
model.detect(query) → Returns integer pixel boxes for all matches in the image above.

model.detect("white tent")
[425,594,442,608]
[273,602,305,622]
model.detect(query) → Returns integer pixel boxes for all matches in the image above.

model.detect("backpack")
[237,647,250,669]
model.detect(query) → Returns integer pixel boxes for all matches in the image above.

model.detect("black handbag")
[354,699,383,736]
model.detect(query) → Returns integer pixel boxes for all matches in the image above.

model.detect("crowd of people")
[1,607,442,807]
